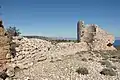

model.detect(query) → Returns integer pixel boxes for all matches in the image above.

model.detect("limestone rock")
[5,77,13,80]
[0,36,10,72]
[6,54,11,59]
[24,77,30,80]
[6,67,15,77]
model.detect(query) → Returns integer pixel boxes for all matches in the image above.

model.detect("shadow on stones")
[107,43,113,47]
[0,71,9,80]
[10,42,16,58]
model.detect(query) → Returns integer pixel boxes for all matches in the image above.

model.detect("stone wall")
[77,20,84,42]
[0,20,11,73]
[80,24,96,43]
[77,20,116,51]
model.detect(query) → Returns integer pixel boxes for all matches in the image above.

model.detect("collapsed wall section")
[77,20,116,51]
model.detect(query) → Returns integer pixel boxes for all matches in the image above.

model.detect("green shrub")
[6,26,21,36]
[76,67,89,75]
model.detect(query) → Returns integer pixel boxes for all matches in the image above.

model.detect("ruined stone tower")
[77,21,97,43]
[76,20,116,50]
[77,20,84,42]
[81,24,97,43]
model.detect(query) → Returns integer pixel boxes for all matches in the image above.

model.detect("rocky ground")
[1,37,120,80]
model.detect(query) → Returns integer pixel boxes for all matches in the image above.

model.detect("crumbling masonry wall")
[77,20,116,51]
[0,20,11,72]
[77,20,84,42]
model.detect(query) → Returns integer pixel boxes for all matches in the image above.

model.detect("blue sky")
[0,0,120,38]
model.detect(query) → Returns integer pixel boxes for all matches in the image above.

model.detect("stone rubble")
[0,20,11,75]
[11,37,90,69]
[0,20,118,80]
[5,35,118,80]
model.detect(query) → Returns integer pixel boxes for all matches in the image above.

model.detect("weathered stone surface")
[0,20,5,36]
[77,20,85,42]
[77,21,116,51]
[11,37,90,71]
[92,26,116,50]
[80,24,96,43]
[6,67,15,77]
[0,20,11,73]
[7,20,117,80]
[11,30,116,71]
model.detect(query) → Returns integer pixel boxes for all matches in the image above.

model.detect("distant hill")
[23,35,76,40]
[23,36,53,41]
[115,37,120,40]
